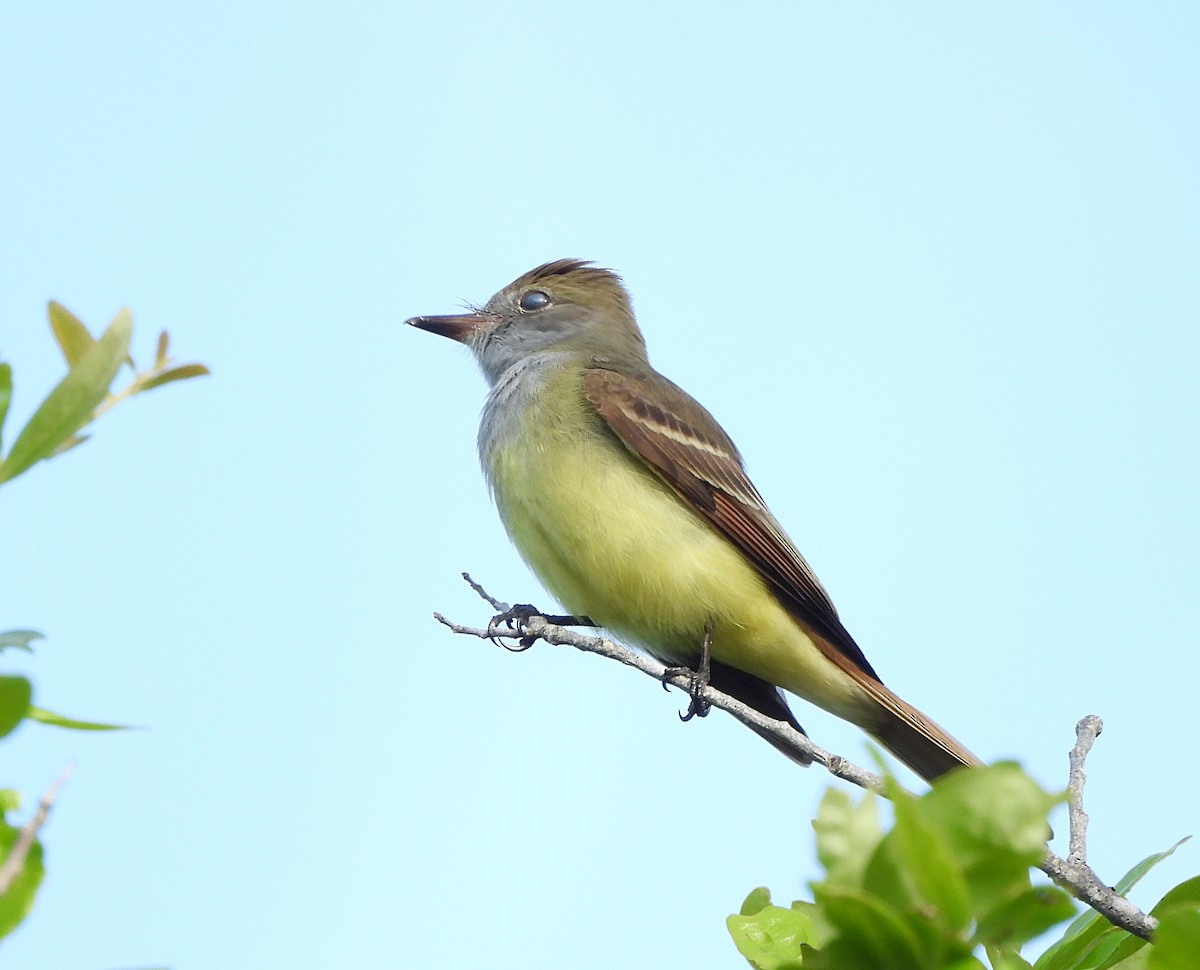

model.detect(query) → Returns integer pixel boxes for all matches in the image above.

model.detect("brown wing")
[581,366,881,682]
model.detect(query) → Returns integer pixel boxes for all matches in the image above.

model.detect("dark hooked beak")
[405,312,492,343]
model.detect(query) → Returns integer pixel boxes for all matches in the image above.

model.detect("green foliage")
[0,302,209,485]
[0,676,33,739]
[1149,909,1200,969]
[0,364,11,454]
[0,308,131,482]
[0,302,208,941]
[728,765,1198,970]
[0,793,45,938]
[0,634,132,749]
[728,889,830,969]
[26,707,129,731]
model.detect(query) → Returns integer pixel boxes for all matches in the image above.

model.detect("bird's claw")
[661,663,712,721]
[488,603,541,651]
[662,622,715,721]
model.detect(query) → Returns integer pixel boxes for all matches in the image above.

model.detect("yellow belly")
[485,378,874,723]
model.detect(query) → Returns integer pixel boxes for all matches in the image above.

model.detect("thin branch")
[436,580,1157,941]
[1032,714,1156,941]
[461,572,509,613]
[1068,715,1102,868]
[438,582,891,795]
[459,574,596,628]
[0,763,73,896]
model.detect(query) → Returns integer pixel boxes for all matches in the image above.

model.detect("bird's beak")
[405,312,493,344]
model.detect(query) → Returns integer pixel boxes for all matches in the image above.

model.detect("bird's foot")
[488,603,542,651]
[662,623,715,721]
[487,605,597,651]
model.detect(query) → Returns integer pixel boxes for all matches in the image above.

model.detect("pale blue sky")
[2,4,1197,967]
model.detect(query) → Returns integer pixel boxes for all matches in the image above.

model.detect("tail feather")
[807,630,981,782]
[869,698,981,781]
[707,646,977,781]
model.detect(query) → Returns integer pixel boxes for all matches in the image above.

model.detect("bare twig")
[436,608,886,792]
[1068,715,1102,867]
[1032,715,1156,941]
[436,580,1157,940]
[461,572,509,613]
[0,764,73,896]
[441,579,893,793]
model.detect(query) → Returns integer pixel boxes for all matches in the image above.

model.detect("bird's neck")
[477,352,578,471]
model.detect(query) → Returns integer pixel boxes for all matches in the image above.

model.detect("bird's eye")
[518,290,551,312]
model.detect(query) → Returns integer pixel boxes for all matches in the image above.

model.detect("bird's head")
[407,259,647,384]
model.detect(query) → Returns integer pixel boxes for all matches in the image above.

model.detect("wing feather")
[581,367,881,682]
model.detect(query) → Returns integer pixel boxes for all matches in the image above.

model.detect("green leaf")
[1043,899,1122,970]
[887,788,973,932]
[728,898,824,969]
[0,791,19,813]
[975,885,1076,949]
[926,764,1056,854]
[740,887,774,916]
[986,944,1034,970]
[811,886,928,970]
[1090,873,1200,970]
[813,788,882,889]
[0,676,32,738]
[0,361,11,455]
[921,764,1055,913]
[1096,930,1151,970]
[1055,902,1112,949]
[0,308,132,483]
[0,812,45,938]
[1096,947,1151,970]
[140,362,210,391]
[1042,916,1150,970]
[1036,919,1125,970]
[1151,875,1200,915]
[50,432,91,457]
[1147,909,1200,970]
[154,329,170,366]
[47,301,97,366]
[27,706,129,731]
[0,630,44,653]
[1114,839,1191,897]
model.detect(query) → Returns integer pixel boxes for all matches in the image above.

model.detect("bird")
[407,258,980,781]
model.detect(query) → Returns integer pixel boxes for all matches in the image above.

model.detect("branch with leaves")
[433,575,1198,968]
[0,301,208,485]
[0,301,208,943]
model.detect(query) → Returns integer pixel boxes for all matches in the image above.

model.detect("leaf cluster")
[728,765,1197,969]
[0,301,208,485]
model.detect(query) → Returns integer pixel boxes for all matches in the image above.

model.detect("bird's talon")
[662,662,712,720]
[488,604,543,649]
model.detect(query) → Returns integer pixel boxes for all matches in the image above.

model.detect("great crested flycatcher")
[408,259,980,781]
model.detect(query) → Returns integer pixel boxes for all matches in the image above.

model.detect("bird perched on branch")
[408,259,979,781]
